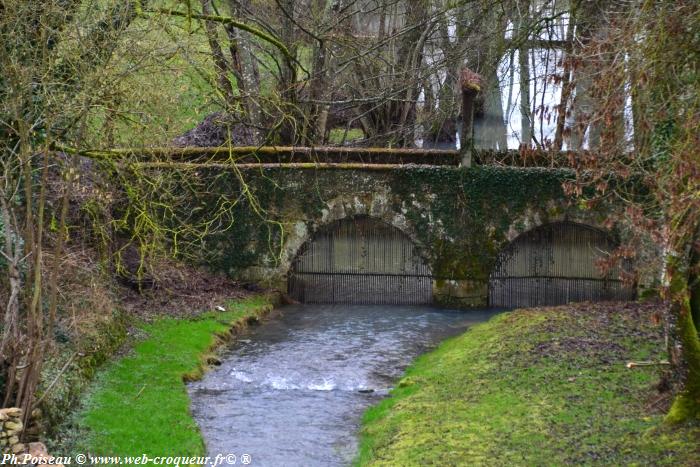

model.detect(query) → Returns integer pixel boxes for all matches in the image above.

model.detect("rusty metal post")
[459,68,482,167]
[460,88,477,167]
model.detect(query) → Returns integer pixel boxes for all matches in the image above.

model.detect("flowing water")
[188,304,498,466]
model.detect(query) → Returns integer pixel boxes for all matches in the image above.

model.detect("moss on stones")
[188,166,617,306]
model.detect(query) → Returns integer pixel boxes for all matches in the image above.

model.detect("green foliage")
[82,13,220,148]
[74,295,274,461]
[355,304,700,466]
[387,166,572,279]
[201,166,576,281]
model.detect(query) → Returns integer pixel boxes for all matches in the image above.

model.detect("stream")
[188,304,497,466]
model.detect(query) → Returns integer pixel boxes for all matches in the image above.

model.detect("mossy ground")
[69,294,274,459]
[356,302,700,466]
[328,128,365,144]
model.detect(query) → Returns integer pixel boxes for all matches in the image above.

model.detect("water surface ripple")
[188,304,497,466]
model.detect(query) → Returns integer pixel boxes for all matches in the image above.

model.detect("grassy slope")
[356,302,700,466]
[74,294,274,457]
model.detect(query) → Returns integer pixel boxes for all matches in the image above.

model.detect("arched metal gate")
[489,221,636,308]
[288,217,432,304]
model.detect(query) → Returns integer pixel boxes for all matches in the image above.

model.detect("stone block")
[11,442,25,454]
[0,408,22,419]
[5,420,23,432]
[28,442,49,458]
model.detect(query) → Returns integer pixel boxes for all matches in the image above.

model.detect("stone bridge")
[190,160,637,308]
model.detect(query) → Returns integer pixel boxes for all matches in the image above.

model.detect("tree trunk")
[226,0,263,135]
[553,8,575,151]
[666,245,700,422]
[0,192,22,408]
[275,0,299,144]
[475,69,508,150]
[201,0,238,110]
[568,0,605,151]
[460,87,476,166]
[428,11,461,145]
[306,0,331,145]
[690,229,700,333]
[516,0,532,148]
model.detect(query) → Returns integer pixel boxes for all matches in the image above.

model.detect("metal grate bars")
[288,217,432,304]
[489,221,636,308]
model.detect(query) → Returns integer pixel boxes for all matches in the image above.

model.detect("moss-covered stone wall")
[198,166,623,307]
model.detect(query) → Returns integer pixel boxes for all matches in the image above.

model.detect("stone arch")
[502,207,617,244]
[280,191,429,275]
[288,215,433,304]
[489,220,636,308]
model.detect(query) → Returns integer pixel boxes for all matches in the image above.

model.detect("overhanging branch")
[138,5,293,60]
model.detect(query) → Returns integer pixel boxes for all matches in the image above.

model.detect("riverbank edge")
[59,292,281,460]
[354,302,700,466]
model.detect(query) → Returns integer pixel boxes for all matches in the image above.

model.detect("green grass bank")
[356,302,700,466]
[70,294,276,459]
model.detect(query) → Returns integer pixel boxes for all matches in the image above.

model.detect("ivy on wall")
[389,166,575,279]
[191,166,582,283]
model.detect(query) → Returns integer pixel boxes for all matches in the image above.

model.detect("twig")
[140,7,293,61]
[135,384,147,399]
[626,360,670,368]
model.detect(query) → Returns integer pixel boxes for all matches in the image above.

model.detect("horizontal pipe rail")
[56,145,460,159]
[129,162,445,170]
[55,144,582,167]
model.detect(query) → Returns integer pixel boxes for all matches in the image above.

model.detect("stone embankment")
[0,408,25,455]
[1,408,62,466]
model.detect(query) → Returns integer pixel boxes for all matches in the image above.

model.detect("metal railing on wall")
[56,144,585,169]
